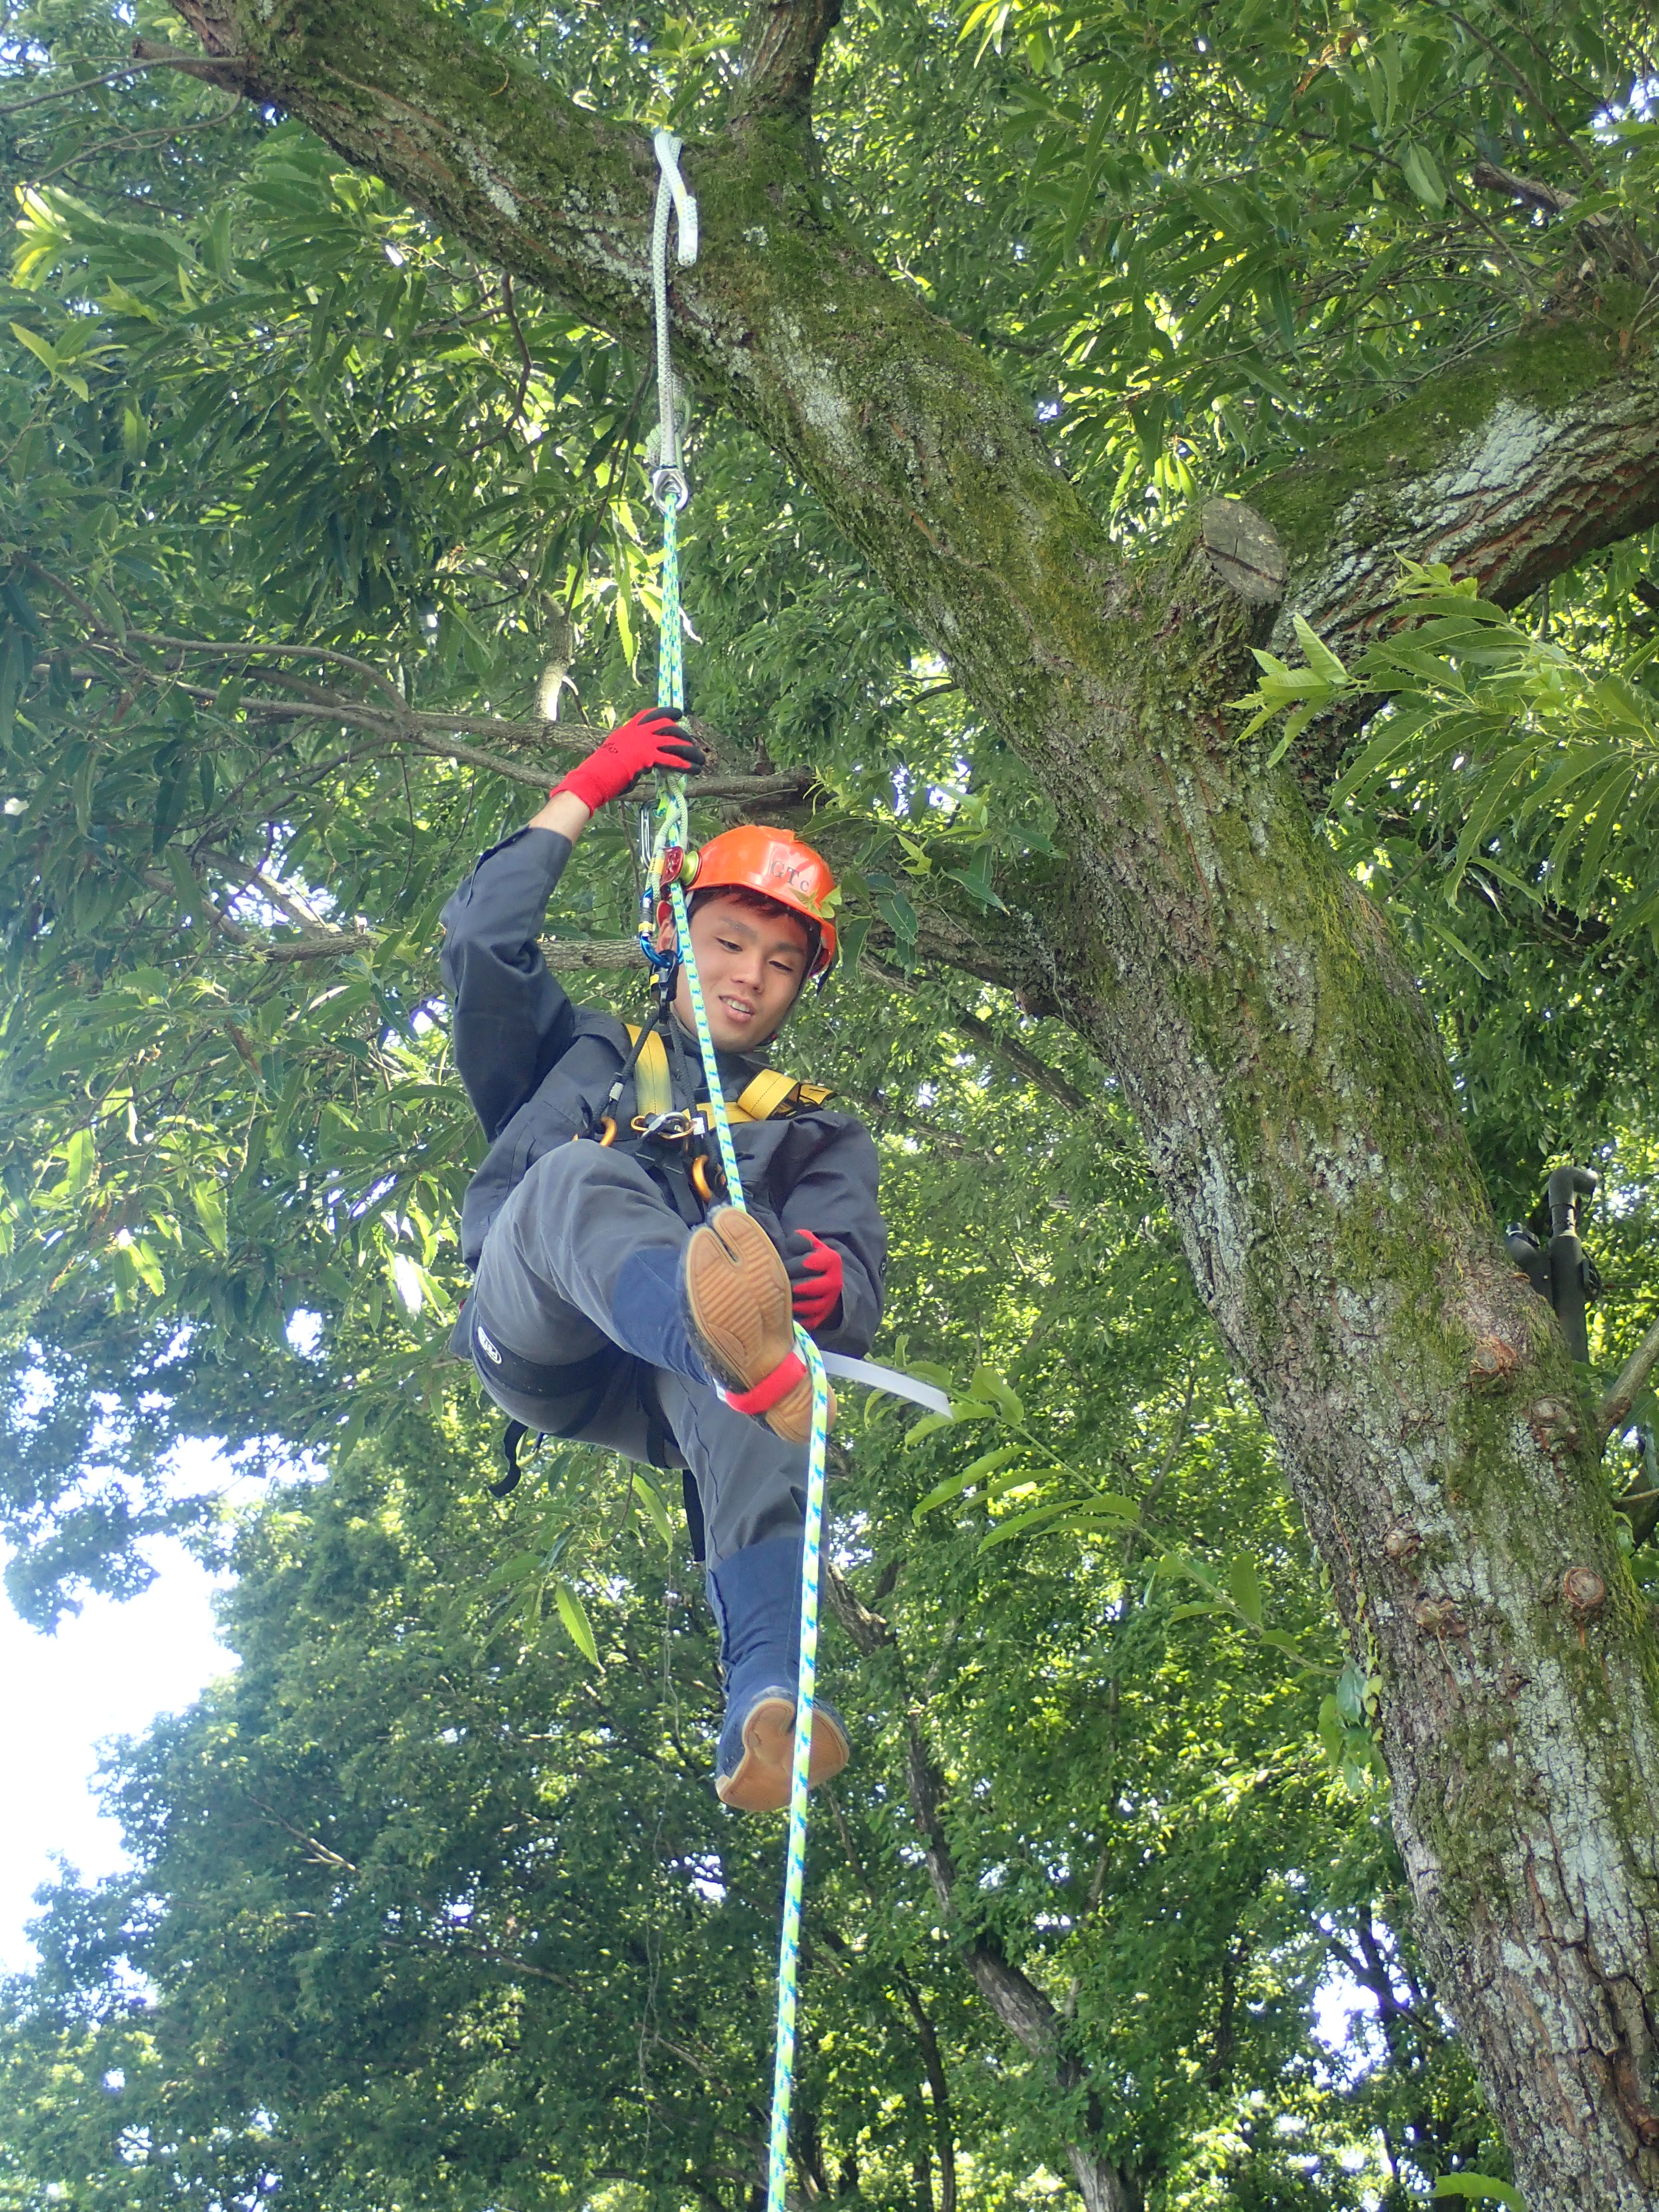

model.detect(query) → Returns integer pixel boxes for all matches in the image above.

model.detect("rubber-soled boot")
[684,1207,834,1446]
[707,1535,849,1814]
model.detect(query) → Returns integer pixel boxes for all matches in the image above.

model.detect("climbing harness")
[643,129,830,2212]
[592,1014,835,1216]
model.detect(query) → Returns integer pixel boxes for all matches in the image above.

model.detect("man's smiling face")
[662,892,812,1050]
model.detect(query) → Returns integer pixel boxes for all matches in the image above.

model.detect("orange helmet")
[680,825,839,980]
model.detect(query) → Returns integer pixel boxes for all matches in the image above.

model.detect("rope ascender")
[641,129,830,2212]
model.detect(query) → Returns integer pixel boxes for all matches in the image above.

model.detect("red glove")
[550,706,703,814]
[783,1229,844,1333]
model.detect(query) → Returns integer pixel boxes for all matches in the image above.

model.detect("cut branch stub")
[1562,1566,1607,1614]
[1200,498,1287,607]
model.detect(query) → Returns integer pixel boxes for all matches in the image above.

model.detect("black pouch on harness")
[468,1305,615,1496]
[467,1304,685,1501]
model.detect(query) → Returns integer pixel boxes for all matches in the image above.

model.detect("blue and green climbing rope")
[643,445,830,2212]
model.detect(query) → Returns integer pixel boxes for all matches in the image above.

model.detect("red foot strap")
[723,1350,806,1417]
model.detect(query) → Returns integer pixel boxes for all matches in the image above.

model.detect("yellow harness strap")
[624,1025,675,1120]
[624,1026,834,1124]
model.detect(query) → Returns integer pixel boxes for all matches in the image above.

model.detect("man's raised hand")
[550,706,705,815]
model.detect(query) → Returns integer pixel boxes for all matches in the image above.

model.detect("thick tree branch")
[1600,1313,1659,1443]
[1245,297,1659,785]
[733,0,844,124]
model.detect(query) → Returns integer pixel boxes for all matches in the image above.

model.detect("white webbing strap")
[650,130,698,509]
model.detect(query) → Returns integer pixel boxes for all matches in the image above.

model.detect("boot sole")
[716,1696,850,1814]
[685,1208,834,1444]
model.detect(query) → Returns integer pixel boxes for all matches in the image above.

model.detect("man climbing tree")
[1,0,1658,2205]
[442,702,884,1809]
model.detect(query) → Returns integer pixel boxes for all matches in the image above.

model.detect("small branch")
[1471,159,1576,216]
[129,36,247,92]
[949,1000,1088,1113]
[0,48,237,113]
[141,864,249,946]
[863,955,1088,1111]
[143,863,374,962]
[497,272,535,435]
[1600,1314,1659,1442]
[249,1796,358,1874]
[206,850,338,935]
[25,566,817,806]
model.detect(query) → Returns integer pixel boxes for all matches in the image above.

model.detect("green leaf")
[1066,1491,1140,1520]
[191,1179,228,1255]
[874,890,918,948]
[1290,613,1348,688]
[1318,1694,1346,1766]
[630,1472,675,1551]
[968,1365,1024,1421]
[61,1126,96,1195]
[1335,1655,1370,1727]
[908,1360,954,1388]
[978,1501,1070,1550]
[484,1550,543,1592]
[554,1578,600,1666]
[836,913,873,971]
[904,1410,958,1447]
[1431,2177,1523,2211]
[124,1237,165,1297]
[1401,143,1447,210]
[1257,1630,1306,1658]
[1170,1601,1221,1619]
[913,1445,1021,1520]
[1228,1552,1264,1627]
[612,574,636,668]
[1160,1552,1219,1595]
[10,322,58,373]
[162,842,204,918]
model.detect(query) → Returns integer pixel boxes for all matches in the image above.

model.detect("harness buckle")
[632,1108,698,1144]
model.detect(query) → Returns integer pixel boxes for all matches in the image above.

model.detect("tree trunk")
[170,3,1659,2200]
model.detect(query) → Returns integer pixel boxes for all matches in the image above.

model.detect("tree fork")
[167,2,1659,2200]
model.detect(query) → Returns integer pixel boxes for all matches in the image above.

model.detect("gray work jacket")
[439,827,887,1356]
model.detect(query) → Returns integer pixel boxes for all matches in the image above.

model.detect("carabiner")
[690,1153,725,1205]
[633,1109,697,1144]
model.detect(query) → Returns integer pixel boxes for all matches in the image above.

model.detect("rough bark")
[731,0,844,125]
[1250,307,1659,782]
[165,5,1659,2203]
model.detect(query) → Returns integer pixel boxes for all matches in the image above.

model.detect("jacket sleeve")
[439,828,580,1142]
[775,1117,888,1358]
